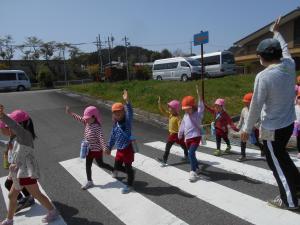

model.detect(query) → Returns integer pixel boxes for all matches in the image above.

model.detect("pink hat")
[214,98,225,106]
[0,110,30,128]
[83,106,101,123]
[167,100,180,114]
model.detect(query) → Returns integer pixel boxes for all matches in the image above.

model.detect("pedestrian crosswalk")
[1,140,300,225]
[0,177,66,225]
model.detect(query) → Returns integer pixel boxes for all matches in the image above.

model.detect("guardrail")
[31,79,93,88]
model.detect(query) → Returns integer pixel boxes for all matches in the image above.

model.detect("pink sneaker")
[1,219,13,225]
[42,209,59,223]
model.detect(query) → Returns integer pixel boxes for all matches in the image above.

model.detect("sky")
[0,0,299,58]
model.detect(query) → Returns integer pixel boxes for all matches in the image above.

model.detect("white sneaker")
[81,181,94,190]
[121,185,133,194]
[112,170,118,178]
[195,168,201,175]
[189,171,198,182]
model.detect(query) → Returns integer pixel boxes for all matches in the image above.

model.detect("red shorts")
[19,177,37,186]
[168,133,185,145]
[87,150,103,159]
[115,144,134,164]
[185,136,201,149]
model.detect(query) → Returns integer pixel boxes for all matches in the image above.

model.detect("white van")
[0,70,31,91]
[191,51,236,77]
[152,57,203,81]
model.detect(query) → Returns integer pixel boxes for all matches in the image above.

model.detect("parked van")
[152,57,203,81]
[0,70,31,91]
[191,51,236,77]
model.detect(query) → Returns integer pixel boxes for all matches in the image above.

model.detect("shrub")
[37,65,54,88]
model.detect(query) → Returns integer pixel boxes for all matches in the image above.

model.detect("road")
[0,89,300,225]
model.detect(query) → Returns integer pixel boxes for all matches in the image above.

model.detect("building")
[232,8,300,73]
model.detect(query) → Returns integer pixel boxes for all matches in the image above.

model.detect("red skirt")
[168,133,185,145]
[115,144,134,164]
[87,150,103,159]
[185,136,201,149]
[19,177,37,186]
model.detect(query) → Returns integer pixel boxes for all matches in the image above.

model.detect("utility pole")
[122,36,130,81]
[96,34,103,81]
[107,36,112,67]
[62,48,67,84]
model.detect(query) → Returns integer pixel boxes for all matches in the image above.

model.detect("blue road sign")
[194,31,209,46]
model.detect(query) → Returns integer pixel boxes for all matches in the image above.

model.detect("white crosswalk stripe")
[60,158,188,225]
[110,148,300,225]
[0,177,66,225]
[204,140,300,167]
[145,141,277,186]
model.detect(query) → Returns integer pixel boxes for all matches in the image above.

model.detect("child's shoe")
[121,185,133,194]
[189,171,198,182]
[236,156,246,162]
[224,146,231,154]
[213,149,222,156]
[1,219,13,225]
[16,196,35,213]
[81,181,94,190]
[112,170,118,178]
[156,158,168,167]
[268,195,299,210]
[42,209,59,223]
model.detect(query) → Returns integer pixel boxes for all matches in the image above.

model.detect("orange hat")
[243,93,253,103]
[111,102,124,112]
[297,92,300,98]
[181,96,195,109]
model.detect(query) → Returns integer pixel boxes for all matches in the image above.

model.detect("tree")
[0,35,15,66]
[150,51,162,61]
[173,48,185,57]
[161,49,172,58]
[18,36,43,80]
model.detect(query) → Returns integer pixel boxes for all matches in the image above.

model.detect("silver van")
[0,70,31,91]
[152,57,203,81]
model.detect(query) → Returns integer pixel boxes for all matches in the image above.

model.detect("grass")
[65,74,256,124]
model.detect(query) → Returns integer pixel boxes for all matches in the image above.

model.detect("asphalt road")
[0,89,299,225]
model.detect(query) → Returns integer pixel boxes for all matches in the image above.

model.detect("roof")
[234,8,300,47]
[191,50,233,59]
[0,70,25,73]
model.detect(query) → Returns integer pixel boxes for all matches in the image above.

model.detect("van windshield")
[222,53,235,64]
[187,59,201,66]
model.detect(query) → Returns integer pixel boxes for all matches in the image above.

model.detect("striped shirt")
[108,103,133,150]
[71,113,107,152]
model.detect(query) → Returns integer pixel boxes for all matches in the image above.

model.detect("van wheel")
[181,75,188,82]
[157,76,162,81]
[17,85,25,91]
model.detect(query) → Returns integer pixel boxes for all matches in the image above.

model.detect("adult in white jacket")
[241,17,300,210]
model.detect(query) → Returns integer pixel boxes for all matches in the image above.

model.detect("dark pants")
[216,134,230,150]
[263,123,300,208]
[5,179,30,200]
[297,132,300,153]
[163,141,188,162]
[240,131,263,157]
[114,161,134,186]
[86,156,113,181]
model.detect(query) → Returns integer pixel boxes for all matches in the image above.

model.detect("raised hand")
[65,105,71,114]
[123,89,129,103]
[270,16,281,33]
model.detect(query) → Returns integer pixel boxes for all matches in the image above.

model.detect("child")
[294,94,300,159]
[0,107,58,225]
[178,85,204,182]
[66,105,111,190]
[156,97,188,166]
[107,90,135,194]
[236,93,264,162]
[205,98,239,156]
[0,123,35,213]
